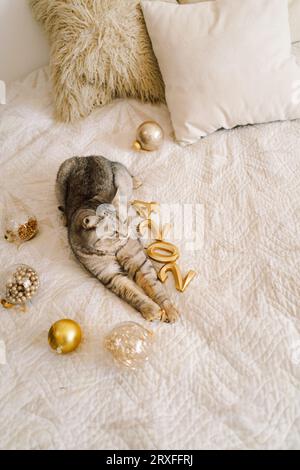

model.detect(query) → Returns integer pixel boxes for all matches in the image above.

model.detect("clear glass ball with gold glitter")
[104,322,154,369]
[0,264,40,308]
[2,192,38,245]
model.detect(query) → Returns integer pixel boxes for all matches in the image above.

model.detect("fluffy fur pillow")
[30,0,167,122]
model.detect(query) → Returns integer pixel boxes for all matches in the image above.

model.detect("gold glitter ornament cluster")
[1,264,39,307]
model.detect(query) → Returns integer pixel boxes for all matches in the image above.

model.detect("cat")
[56,156,179,323]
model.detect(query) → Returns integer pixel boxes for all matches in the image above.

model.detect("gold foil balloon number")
[158,263,196,293]
[104,322,154,369]
[147,241,180,264]
[132,200,197,293]
[138,218,172,242]
[147,241,196,293]
[0,264,40,309]
[48,319,82,354]
[131,200,160,219]
[133,121,164,151]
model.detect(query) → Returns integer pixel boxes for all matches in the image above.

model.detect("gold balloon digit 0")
[147,241,180,264]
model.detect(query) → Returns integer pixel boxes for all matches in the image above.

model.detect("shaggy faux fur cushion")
[30,0,169,122]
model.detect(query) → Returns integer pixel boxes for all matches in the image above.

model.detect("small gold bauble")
[133,121,164,151]
[104,322,154,369]
[48,319,82,354]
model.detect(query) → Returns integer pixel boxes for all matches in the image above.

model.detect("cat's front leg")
[159,301,179,324]
[116,239,179,323]
[75,251,162,322]
[108,273,163,322]
[136,275,179,324]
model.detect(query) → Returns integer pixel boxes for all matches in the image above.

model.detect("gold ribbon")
[1,299,14,309]
[1,299,26,312]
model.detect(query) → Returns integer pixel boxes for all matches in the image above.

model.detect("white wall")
[0,0,49,83]
[0,0,299,84]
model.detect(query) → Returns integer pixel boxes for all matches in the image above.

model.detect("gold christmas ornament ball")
[133,121,164,151]
[104,322,154,369]
[48,319,82,354]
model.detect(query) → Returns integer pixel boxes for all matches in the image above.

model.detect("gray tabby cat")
[56,156,179,323]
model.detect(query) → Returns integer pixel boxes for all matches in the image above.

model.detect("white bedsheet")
[0,49,300,449]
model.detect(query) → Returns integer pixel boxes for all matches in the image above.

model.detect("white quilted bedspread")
[1,51,300,450]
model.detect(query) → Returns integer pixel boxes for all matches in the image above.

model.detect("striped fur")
[56,156,179,323]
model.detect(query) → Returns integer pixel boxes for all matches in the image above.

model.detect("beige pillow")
[178,0,300,44]
[30,0,171,122]
[289,0,300,43]
[142,0,300,145]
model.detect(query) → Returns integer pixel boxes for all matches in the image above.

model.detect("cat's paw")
[161,302,179,324]
[140,302,162,322]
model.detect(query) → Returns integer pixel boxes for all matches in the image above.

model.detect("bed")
[0,44,300,450]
